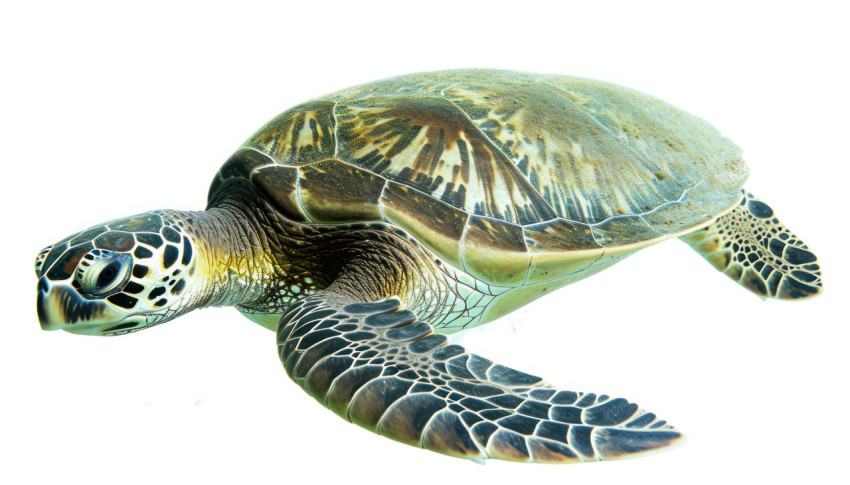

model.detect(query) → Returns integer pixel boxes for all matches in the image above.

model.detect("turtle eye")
[76,250,131,297]
[97,261,122,288]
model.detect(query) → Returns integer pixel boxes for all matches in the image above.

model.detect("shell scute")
[298,158,386,223]
[439,78,714,226]
[590,216,659,248]
[639,182,742,233]
[250,164,308,222]
[461,216,530,286]
[379,182,468,268]
[245,100,336,165]
[523,219,600,252]
[210,148,276,204]
[523,219,602,284]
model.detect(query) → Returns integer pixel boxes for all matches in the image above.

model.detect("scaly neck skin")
[183,205,278,309]
[174,179,462,323]
[175,184,308,312]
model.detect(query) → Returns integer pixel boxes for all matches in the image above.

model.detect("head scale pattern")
[36,210,199,335]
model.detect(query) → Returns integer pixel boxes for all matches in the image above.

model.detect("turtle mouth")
[36,277,130,335]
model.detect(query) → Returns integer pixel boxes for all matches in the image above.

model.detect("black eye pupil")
[97,262,121,287]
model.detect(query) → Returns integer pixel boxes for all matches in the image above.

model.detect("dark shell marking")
[681,191,822,299]
[280,295,681,463]
[246,100,336,166]
[334,95,556,225]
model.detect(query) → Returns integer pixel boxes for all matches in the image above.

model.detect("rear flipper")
[681,190,822,300]
[279,295,682,463]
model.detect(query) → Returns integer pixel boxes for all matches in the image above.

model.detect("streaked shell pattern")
[210,70,748,292]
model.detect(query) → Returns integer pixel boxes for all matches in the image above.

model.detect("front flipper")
[278,294,682,463]
[681,190,822,300]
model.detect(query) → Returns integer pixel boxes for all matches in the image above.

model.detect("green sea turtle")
[35,70,822,463]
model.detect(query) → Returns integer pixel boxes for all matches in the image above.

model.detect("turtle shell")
[210,69,748,288]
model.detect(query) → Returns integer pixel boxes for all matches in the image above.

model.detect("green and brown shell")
[212,70,747,289]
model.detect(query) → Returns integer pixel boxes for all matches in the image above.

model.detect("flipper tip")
[593,427,686,461]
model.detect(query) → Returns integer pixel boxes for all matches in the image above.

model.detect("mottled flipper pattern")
[278,295,682,463]
[681,190,822,299]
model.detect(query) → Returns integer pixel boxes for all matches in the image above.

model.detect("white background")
[1,1,847,484]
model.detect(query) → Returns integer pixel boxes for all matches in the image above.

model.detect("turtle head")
[35,211,201,336]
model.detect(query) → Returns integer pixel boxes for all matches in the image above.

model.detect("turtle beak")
[36,277,56,330]
[36,277,123,334]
